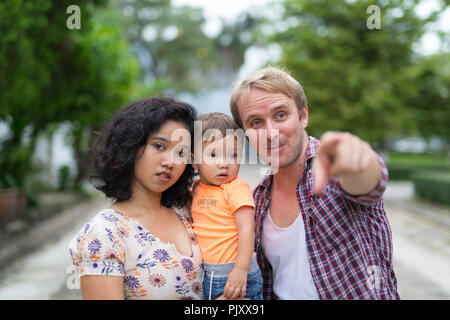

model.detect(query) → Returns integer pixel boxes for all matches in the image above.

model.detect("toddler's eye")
[210,152,216,158]
[230,153,238,159]
[178,149,185,157]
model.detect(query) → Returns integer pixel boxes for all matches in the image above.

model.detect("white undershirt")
[262,209,319,300]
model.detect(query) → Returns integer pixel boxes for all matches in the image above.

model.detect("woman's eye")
[154,143,164,151]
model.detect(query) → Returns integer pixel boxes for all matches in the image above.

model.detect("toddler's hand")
[224,267,247,299]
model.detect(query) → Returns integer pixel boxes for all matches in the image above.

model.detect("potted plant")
[0,173,27,227]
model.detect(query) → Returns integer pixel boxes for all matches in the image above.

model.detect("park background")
[0,0,449,299]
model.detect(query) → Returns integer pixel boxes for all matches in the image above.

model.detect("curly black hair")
[90,96,197,208]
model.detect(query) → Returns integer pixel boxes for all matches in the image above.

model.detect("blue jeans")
[202,256,263,300]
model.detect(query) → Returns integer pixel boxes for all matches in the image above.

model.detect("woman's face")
[132,120,191,195]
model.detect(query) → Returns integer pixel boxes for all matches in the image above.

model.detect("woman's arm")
[80,275,125,300]
[224,205,255,299]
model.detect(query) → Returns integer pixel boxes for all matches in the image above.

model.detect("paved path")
[0,170,449,299]
[0,197,110,300]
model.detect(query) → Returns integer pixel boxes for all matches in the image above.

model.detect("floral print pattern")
[69,207,203,300]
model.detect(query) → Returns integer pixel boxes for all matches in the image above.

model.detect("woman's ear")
[191,152,198,171]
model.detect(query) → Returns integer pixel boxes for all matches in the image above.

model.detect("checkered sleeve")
[331,154,389,207]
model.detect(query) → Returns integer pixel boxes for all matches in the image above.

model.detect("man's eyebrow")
[272,104,289,111]
[245,105,289,122]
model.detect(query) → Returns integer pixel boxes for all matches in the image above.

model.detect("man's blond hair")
[229,66,307,127]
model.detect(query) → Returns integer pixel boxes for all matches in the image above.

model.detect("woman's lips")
[156,173,171,182]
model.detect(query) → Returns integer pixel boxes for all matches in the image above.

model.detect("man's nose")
[263,119,279,141]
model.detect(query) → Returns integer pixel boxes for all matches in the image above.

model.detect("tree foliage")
[0,0,147,190]
[113,0,220,92]
[271,0,449,144]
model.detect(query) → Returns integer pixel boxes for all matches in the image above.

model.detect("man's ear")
[301,104,309,129]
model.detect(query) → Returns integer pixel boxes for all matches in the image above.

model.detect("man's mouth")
[267,143,285,153]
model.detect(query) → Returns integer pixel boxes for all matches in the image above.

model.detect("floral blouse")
[69,207,204,300]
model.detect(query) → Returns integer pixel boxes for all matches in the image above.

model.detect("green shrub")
[58,165,72,191]
[412,171,450,205]
[388,163,450,180]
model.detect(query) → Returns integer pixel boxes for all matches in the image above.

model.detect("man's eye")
[276,112,286,119]
[250,119,261,128]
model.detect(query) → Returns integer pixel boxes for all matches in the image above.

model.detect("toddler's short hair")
[197,112,240,143]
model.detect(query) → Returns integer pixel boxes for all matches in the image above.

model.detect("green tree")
[270,0,448,146]
[0,0,154,192]
[408,52,450,141]
[113,0,219,92]
[214,13,263,72]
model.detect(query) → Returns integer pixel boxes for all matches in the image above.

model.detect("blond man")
[230,66,399,300]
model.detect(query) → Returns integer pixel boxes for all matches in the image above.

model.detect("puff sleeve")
[69,212,125,277]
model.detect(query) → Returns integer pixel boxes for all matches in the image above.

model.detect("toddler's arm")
[224,205,255,299]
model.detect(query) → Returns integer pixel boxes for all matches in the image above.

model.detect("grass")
[388,152,448,165]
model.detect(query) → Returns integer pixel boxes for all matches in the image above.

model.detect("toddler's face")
[193,134,242,186]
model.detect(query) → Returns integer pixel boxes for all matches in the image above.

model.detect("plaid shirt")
[253,136,400,300]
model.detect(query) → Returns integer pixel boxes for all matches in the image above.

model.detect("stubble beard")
[278,130,307,170]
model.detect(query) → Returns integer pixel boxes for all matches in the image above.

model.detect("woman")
[69,97,203,299]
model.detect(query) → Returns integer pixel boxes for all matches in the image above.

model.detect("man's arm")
[312,131,382,196]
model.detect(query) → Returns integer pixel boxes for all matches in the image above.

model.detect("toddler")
[191,112,263,300]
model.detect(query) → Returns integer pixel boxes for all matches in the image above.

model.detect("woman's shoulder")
[173,205,193,224]
[69,208,127,249]
[85,208,127,231]
[69,208,126,277]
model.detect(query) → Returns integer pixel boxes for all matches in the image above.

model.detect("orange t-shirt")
[191,178,255,264]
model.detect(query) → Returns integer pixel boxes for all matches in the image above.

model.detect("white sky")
[173,0,449,55]
[172,0,275,37]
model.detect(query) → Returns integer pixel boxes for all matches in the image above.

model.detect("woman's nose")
[161,151,176,168]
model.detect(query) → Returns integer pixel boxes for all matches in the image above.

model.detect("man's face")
[238,88,308,169]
